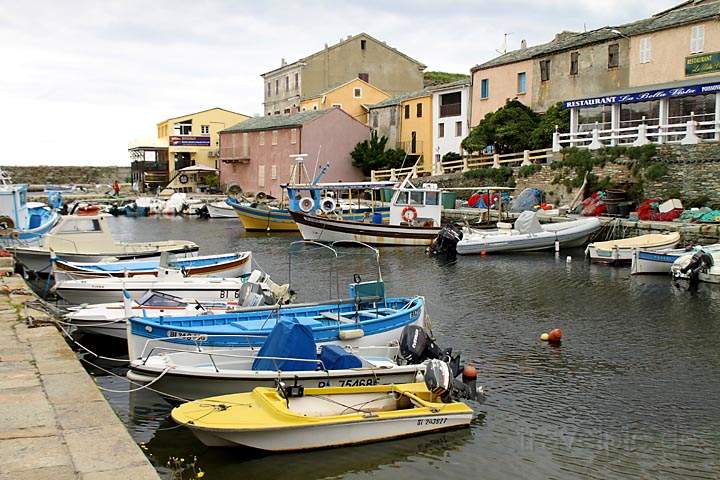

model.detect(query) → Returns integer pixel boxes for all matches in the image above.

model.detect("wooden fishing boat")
[586,232,681,264]
[128,295,425,360]
[52,251,252,282]
[171,382,473,450]
[0,170,60,248]
[288,177,442,246]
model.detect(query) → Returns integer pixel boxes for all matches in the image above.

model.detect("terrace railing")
[553,114,718,152]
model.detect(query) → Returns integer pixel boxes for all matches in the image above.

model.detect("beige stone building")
[261,33,425,116]
[471,0,720,147]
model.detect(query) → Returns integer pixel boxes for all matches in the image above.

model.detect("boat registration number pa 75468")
[417,417,447,426]
[317,378,379,388]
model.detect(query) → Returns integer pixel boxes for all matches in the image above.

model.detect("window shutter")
[691,25,705,53]
[258,165,265,188]
[242,132,248,158]
[271,165,277,180]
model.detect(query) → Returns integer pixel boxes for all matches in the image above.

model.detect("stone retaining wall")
[2,166,131,186]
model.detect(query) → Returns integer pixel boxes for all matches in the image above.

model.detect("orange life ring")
[401,206,417,223]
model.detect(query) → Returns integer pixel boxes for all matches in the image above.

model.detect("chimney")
[520,39,527,49]
[281,58,286,66]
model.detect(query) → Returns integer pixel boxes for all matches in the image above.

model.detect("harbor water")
[81,216,720,479]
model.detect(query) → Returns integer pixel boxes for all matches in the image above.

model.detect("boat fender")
[178,174,189,184]
[339,329,364,340]
[0,216,14,229]
[401,206,417,223]
[320,197,336,213]
[298,197,315,213]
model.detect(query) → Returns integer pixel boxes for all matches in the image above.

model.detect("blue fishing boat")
[52,251,253,281]
[0,170,59,247]
[128,295,425,360]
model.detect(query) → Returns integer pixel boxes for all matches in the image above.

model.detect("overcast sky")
[0,0,679,166]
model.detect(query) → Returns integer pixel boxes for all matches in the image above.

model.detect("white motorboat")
[206,201,236,219]
[55,268,290,305]
[454,211,601,255]
[64,291,242,339]
[9,214,198,273]
[127,343,424,402]
[0,169,60,248]
[586,232,682,264]
[630,243,720,275]
[671,249,719,284]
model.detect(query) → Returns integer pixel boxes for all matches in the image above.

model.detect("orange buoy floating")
[462,364,477,381]
[548,328,563,343]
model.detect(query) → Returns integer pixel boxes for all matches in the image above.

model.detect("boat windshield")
[137,291,187,307]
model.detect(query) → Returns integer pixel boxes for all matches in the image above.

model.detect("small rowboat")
[127,296,425,360]
[586,232,681,265]
[171,382,473,451]
[52,251,252,282]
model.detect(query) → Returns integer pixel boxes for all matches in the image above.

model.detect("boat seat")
[231,317,323,331]
[319,312,356,323]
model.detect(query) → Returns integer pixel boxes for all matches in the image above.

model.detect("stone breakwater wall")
[2,166,131,187]
[0,275,160,479]
[422,144,720,207]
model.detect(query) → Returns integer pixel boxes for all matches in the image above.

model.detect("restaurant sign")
[685,52,720,76]
[169,136,211,147]
[563,80,720,109]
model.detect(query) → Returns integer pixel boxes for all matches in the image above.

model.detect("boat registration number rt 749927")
[417,417,447,426]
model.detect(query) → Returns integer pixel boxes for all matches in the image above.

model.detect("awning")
[177,165,218,173]
[564,75,720,108]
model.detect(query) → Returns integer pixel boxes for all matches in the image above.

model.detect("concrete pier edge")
[0,274,160,480]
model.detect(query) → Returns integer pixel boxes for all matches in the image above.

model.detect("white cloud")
[0,0,678,166]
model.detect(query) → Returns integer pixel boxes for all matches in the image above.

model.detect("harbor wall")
[0,274,160,479]
[2,166,131,187]
[424,143,720,208]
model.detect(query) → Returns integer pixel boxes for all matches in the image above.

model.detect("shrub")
[518,163,542,178]
[644,162,668,180]
[462,166,514,186]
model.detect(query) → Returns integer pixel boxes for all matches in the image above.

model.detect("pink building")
[219,108,369,196]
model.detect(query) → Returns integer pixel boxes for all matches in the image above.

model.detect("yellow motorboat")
[171,382,474,451]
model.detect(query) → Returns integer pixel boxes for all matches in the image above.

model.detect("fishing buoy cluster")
[540,328,563,344]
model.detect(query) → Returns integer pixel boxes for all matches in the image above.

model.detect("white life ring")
[178,174,189,184]
[299,197,314,213]
[320,197,337,213]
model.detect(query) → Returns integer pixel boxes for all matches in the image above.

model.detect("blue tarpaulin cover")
[511,188,543,212]
[251,319,317,371]
[319,344,362,370]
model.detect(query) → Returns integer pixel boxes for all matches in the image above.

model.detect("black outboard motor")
[428,224,463,256]
[680,250,714,285]
[424,359,484,402]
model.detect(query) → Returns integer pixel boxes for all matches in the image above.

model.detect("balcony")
[439,103,462,118]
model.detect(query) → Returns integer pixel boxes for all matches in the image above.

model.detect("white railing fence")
[553,113,718,152]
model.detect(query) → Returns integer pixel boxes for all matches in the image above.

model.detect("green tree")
[351,131,407,176]
[529,102,570,149]
[461,100,539,154]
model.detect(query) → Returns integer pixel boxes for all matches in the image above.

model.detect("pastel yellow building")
[157,108,250,175]
[300,78,389,124]
[399,93,433,173]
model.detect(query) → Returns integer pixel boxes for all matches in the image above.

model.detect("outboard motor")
[674,250,714,285]
[400,324,445,365]
[424,359,484,402]
[428,224,463,256]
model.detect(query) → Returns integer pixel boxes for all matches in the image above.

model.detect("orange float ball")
[548,328,563,342]
[462,364,477,380]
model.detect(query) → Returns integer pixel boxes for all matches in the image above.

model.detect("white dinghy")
[586,232,681,265]
[455,211,600,255]
[671,249,720,284]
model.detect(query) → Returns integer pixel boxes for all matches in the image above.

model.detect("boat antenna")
[311,145,322,181]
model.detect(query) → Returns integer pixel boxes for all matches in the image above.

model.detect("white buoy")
[566,255,572,263]
[554,240,560,252]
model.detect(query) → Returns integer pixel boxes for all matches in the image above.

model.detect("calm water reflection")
[79,216,720,479]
